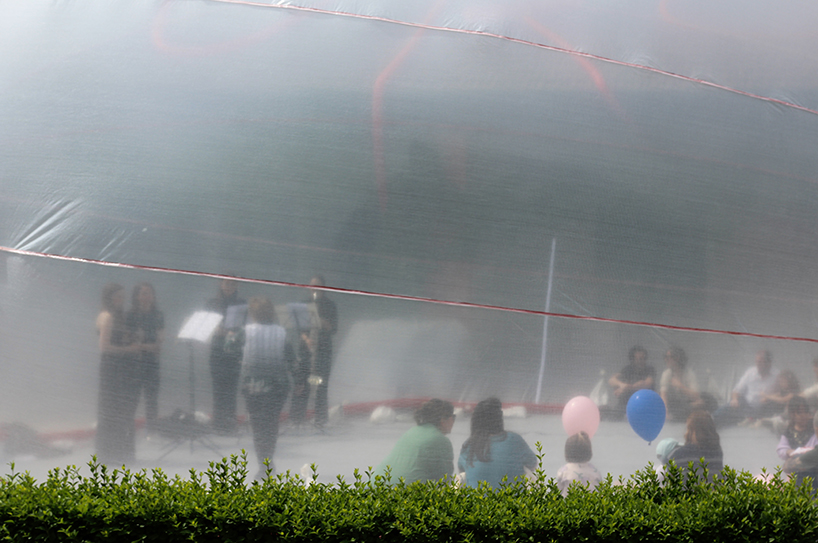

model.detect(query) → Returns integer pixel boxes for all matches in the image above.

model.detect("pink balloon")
[562,396,601,438]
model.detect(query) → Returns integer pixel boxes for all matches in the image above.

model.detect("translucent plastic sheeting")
[4,1,818,322]
[2,0,818,465]
[0,254,814,481]
[1,255,816,428]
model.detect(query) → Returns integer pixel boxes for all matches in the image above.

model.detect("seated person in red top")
[605,346,655,420]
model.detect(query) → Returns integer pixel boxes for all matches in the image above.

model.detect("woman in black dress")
[96,283,141,465]
[127,282,164,434]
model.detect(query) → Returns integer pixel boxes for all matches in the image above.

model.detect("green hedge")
[0,451,816,542]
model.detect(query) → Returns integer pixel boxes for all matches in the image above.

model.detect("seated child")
[556,431,602,496]
[654,437,680,481]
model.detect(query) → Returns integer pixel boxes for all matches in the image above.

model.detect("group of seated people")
[604,344,716,421]
[605,345,812,428]
[374,398,729,492]
[375,347,818,491]
[376,390,818,492]
[656,394,818,486]
[609,345,818,485]
[376,398,602,494]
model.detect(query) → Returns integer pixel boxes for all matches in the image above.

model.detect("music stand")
[155,311,223,460]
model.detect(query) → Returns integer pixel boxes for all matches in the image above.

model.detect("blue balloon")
[626,389,666,443]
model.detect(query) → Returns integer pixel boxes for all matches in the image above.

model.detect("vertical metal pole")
[535,237,557,404]
[189,342,196,453]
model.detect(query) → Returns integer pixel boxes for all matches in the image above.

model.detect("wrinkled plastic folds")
[2,0,818,435]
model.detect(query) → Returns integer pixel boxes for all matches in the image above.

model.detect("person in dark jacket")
[206,278,247,435]
[669,410,723,480]
[290,275,338,428]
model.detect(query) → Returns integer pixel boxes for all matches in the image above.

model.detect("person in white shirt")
[800,357,818,410]
[714,349,779,427]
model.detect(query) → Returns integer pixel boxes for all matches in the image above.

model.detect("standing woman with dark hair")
[376,399,456,484]
[96,283,141,465]
[127,282,164,434]
[206,278,247,435]
[241,297,294,480]
[458,398,537,488]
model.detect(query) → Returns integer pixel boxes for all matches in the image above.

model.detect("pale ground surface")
[1,412,783,484]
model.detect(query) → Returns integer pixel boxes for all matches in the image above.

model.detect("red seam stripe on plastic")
[205,0,818,117]
[3,245,817,345]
